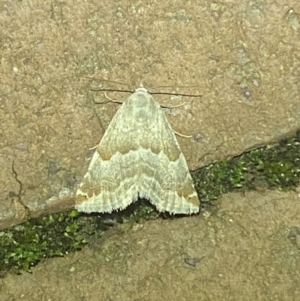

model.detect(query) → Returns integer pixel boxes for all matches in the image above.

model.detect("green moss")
[0,210,88,276]
[1,131,299,275]
[192,131,300,202]
[192,159,247,202]
[0,203,159,276]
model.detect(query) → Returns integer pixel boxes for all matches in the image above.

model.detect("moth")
[75,87,200,214]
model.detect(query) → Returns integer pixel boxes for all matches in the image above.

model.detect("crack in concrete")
[11,161,30,217]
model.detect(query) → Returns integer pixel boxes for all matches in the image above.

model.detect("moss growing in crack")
[0,210,89,276]
[193,131,300,202]
[0,202,160,276]
[1,131,300,275]
[192,160,247,202]
[242,136,300,190]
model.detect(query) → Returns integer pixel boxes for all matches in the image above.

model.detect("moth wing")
[135,100,199,214]
[75,95,142,213]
